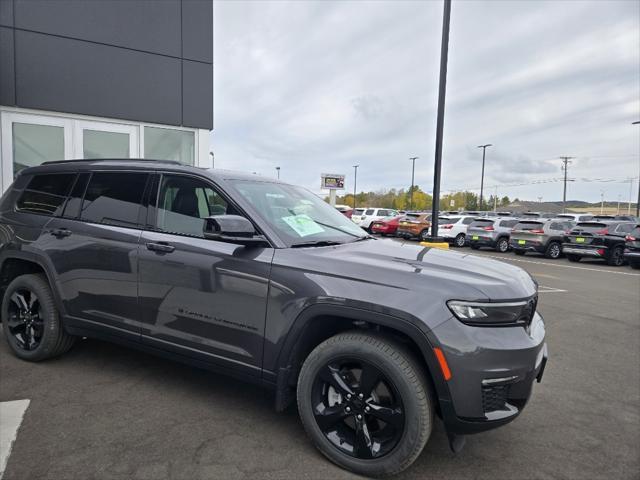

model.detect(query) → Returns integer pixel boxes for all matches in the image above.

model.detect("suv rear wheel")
[454,233,466,248]
[1,274,75,361]
[545,242,561,259]
[606,246,625,267]
[297,332,433,477]
[567,254,581,262]
[495,237,509,253]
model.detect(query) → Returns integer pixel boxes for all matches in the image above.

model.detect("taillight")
[441,224,453,229]
[595,228,609,235]
[482,226,495,231]
[626,235,636,241]
[597,249,605,255]
[529,229,545,234]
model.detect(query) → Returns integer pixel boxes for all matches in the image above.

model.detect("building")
[0,0,213,193]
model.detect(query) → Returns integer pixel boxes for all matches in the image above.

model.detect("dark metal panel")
[181,0,213,63]
[14,0,181,58]
[0,0,13,27]
[182,59,212,129]
[0,26,15,105]
[15,30,182,126]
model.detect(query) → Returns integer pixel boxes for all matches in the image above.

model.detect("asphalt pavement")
[0,246,638,479]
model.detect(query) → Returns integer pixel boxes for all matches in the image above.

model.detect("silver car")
[510,219,575,258]
[467,217,520,252]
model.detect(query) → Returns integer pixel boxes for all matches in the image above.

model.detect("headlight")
[447,298,536,327]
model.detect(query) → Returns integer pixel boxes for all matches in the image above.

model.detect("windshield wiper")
[291,240,344,248]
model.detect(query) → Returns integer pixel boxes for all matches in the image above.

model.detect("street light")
[634,121,639,217]
[409,157,419,210]
[275,166,280,179]
[477,144,492,210]
[209,151,215,169]
[352,165,359,209]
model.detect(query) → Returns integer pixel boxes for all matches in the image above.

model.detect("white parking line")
[0,399,30,479]
[539,285,568,293]
[471,254,640,277]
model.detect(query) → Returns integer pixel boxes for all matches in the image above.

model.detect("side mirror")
[203,215,266,246]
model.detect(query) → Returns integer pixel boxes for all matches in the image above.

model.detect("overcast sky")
[211,0,639,203]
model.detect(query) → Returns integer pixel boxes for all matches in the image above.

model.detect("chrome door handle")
[146,242,175,253]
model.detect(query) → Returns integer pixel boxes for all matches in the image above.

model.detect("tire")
[495,237,509,253]
[297,332,433,477]
[545,242,561,259]
[606,246,625,267]
[514,249,526,256]
[1,274,75,361]
[567,254,581,262]
[454,233,466,248]
[630,260,640,270]
[419,229,430,241]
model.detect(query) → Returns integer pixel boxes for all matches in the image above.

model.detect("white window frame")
[74,119,139,159]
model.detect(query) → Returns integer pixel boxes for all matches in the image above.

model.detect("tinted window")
[353,209,364,215]
[377,209,388,216]
[81,172,148,227]
[469,219,494,228]
[155,175,232,237]
[630,227,640,237]
[365,209,375,215]
[549,222,562,230]
[614,223,634,234]
[461,217,475,225]
[514,221,544,230]
[578,215,593,221]
[62,173,90,219]
[573,222,608,234]
[16,173,75,216]
[500,219,519,228]
[439,217,460,224]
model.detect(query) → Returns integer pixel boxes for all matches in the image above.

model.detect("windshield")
[230,180,367,246]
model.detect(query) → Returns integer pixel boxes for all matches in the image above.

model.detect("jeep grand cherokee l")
[0,160,547,477]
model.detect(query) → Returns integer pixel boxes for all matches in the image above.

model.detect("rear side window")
[16,173,76,216]
[461,217,475,225]
[62,173,90,219]
[80,172,148,227]
[614,223,634,234]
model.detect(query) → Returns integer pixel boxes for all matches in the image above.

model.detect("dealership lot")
[0,248,638,480]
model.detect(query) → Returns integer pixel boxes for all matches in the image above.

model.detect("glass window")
[156,175,232,237]
[83,130,129,158]
[462,217,475,225]
[365,209,375,215]
[469,219,494,228]
[12,123,65,177]
[500,219,519,228]
[62,173,90,219]
[16,173,76,216]
[231,180,366,246]
[615,223,633,234]
[80,172,148,227]
[144,127,195,165]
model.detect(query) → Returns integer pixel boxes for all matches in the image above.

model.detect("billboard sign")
[321,173,345,190]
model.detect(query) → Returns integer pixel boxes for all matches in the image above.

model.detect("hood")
[289,238,536,301]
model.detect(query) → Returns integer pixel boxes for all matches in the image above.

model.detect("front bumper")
[431,311,547,435]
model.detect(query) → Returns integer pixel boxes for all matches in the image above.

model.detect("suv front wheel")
[297,331,433,477]
[1,274,75,361]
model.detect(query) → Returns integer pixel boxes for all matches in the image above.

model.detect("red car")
[371,215,403,235]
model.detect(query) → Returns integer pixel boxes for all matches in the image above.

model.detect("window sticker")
[282,214,325,237]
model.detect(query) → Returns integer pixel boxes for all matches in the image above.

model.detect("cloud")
[212,0,640,202]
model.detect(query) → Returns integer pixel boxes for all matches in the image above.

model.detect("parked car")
[335,204,353,219]
[623,224,640,269]
[435,215,477,247]
[370,214,403,236]
[562,221,636,266]
[510,219,575,259]
[352,207,399,231]
[0,159,547,477]
[554,213,593,222]
[396,212,432,241]
[467,217,520,252]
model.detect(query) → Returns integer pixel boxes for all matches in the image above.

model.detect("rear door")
[137,173,273,376]
[38,170,149,338]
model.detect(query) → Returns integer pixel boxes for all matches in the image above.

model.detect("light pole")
[409,157,418,211]
[559,156,575,213]
[275,166,280,179]
[209,151,215,169]
[634,121,640,217]
[352,165,359,209]
[477,144,492,210]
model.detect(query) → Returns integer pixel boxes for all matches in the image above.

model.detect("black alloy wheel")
[607,246,625,266]
[310,358,405,460]
[454,233,466,248]
[6,288,44,351]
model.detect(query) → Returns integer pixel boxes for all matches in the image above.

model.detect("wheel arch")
[273,304,452,417]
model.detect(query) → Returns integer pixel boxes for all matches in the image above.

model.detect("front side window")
[16,173,76,216]
[230,181,366,246]
[155,175,233,237]
[80,172,148,227]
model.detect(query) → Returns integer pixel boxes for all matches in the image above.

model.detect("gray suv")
[0,160,547,477]
[467,217,520,252]
[510,219,575,259]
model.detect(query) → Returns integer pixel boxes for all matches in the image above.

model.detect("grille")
[482,384,510,413]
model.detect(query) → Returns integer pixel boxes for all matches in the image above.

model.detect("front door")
[40,171,149,338]
[138,173,273,376]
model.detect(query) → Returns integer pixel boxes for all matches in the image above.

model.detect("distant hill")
[506,199,638,214]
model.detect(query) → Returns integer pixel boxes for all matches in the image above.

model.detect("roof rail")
[42,158,182,166]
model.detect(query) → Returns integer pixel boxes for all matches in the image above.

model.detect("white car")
[435,215,478,247]
[553,213,594,222]
[352,207,399,230]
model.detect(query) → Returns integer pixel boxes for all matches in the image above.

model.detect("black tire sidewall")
[297,334,432,477]
[546,242,561,259]
[455,234,465,247]
[497,238,509,252]
[1,274,61,361]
